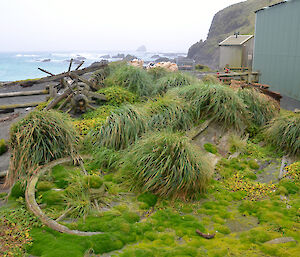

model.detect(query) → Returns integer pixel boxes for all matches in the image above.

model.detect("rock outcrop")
[187,0,282,68]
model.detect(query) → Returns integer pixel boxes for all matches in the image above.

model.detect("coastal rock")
[90,60,108,67]
[155,57,173,63]
[73,59,83,64]
[100,54,110,58]
[123,54,137,61]
[265,237,297,244]
[41,59,51,62]
[136,45,146,52]
[151,54,160,59]
[76,56,86,61]
[112,53,125,58]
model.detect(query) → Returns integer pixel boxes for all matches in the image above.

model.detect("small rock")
[265,237,297,244]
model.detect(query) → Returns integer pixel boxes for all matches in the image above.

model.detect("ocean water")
[0,51,186,82]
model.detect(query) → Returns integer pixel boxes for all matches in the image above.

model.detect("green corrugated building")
[253,0,300,103]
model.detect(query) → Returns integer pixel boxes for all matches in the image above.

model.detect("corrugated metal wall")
[253,0,300,101]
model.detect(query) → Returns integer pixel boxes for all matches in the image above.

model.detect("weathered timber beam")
[68,72,96,90]
[84,91,107,101]
[3,61,108,87]
[38,68,55,76]
[0,89,49,98]
[45,79,75,110]
[75,61,85,70]
[0,102,43,110]
[68,59,73,72]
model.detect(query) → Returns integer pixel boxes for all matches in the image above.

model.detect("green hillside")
[187,0,283,68]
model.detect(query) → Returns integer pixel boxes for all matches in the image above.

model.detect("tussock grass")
[105,65,154,96]
[144,94,193,131]
[122,131,212,199]
[93,105,146,150]
[63,173,107,219]
[177,84,248,131]
[97,86,138,106]
[264,113,300,156]
[147,67,169,80]
[92,147,121,171]
[155,72,196,94]
[7,110,79,186]
[238,88,279,126]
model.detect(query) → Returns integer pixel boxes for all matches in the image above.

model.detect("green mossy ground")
[1,138,298,257]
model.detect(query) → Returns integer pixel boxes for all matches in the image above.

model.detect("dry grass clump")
[105,65,154,96]
[144,94,193,131]
[93,105,146,150]
[264,113,300,156]
[7,110,79,186]
[122,131,212,199]
[177,84,248,131]
[238,88,279,126]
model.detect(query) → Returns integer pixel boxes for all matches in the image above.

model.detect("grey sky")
[0,0,243,52]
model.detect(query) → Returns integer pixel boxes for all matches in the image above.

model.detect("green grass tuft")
[155,72,196,94]
[137,192,158,207]
[105,65,154,96]
[177,84,248,130]
[238,88,279,126]
[144,94,193,131]
[264,113,300,156]
[203,143,218,154]
[92,105,147,150]
[122,131,212,199]
[97,86,138,106]
[147,67,170,80]
[8,110,79,186]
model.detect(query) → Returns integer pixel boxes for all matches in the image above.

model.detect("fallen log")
[0,89,48,98]
[0,102,43,111]
[3,61,108,88]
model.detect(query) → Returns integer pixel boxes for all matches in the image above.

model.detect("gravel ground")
[0,82,50,190]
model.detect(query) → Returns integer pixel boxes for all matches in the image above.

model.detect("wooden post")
[48,84,57,98]
[75,61,85,70]
[68,59,73,72]
[38,68,55,76]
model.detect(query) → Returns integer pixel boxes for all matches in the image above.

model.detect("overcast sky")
[0,0,243,52]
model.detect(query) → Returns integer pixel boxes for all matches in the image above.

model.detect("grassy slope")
[187,0,283,68]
